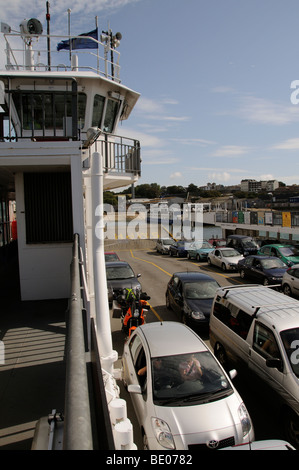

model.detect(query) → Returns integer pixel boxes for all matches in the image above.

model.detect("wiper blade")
[182,389,230,403]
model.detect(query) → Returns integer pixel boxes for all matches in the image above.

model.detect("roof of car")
[105,261,131,267]
[215,285,299,329]
[261,244,291,248]
[244,254,278,259]
[138,322,208,357]
[172,271,216,282]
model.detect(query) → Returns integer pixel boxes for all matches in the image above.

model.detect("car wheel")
[283,284,292,297]
[166,293,172,310]
[222,263,227,272]
[207,257,211,265]
[196,254,200,261]
[283,409,299,448]
[215,343,228,370]
[240,269,246,279]
[263,278,269,286]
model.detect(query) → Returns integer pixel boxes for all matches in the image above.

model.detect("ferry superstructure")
[0,13,141,449]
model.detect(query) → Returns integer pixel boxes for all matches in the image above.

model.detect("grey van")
[209,284,299,448]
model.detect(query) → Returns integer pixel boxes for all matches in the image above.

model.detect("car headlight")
[151,418,175,449]
[133,309,139,318]
[238,403,252,437]
[191,311,205,320]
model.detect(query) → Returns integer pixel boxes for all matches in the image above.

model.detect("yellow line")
[129,250,172,277]
[148,304,163,322]
[129,249,171,322]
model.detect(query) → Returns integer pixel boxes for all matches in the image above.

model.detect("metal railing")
[96,134,141,176]
[3,32,121,82]
[63,233,93,449]
[63,233,114,450]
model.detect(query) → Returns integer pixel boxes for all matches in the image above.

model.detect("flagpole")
[95,16,99,73]
[68,9,72,62]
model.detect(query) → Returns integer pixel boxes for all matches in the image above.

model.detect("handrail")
[63,233,93,450]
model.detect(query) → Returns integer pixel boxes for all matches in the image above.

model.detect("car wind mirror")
[229,369,237,380]
[266,357,283,372]
[128,384,142,394]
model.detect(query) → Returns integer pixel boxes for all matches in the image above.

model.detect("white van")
[209,284,299,448]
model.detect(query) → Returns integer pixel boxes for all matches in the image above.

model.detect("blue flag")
[57,28,98,51]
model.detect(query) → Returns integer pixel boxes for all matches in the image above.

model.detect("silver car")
[208,247,244,271]
[282,264,299,297]
[122,322,254,450]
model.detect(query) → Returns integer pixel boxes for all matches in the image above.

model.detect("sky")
[2,0,299,189]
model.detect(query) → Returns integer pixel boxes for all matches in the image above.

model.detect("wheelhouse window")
[92,94,105,127]
[103,98,119,133]
[11,91,86,135]
[92,95,120,133]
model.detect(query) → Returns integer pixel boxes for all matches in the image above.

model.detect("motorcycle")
[116,288,150,337]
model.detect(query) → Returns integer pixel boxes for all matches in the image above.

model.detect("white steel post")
[91,151,117,374]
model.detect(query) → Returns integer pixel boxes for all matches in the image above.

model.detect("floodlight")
[20,18,43,36]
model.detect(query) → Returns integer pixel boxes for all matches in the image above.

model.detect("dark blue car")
[169,241,189,257]
[165,271,220,329]
[237,255,288,286]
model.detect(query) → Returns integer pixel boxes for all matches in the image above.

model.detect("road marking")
[129,250,172,277]
[148,304,163,322]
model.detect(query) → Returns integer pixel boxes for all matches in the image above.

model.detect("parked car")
[122,322,254,450]
[282,264,299,297]
[207,247,244,271]
[209,284,299,447]
[186,240,213,261]
[165,271,220,328]
[169,240,189,257]
[106,261,141,305]
[238,255,288,286]
[208,238,227,247]
[105,251,120,262]
[258,244,299,266]
[226,235,259,256]
[156,238,176,254]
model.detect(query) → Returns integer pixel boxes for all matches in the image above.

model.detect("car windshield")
[105,253,119,261]
[260,258,286,269]
[106,265,135,280]
[192,241,212,249]
[162,239,175,245]
[280,328,299,378]
[280,246,299,257]
[183,281,219,299]
[243,239,259,248]
[152,351,233,406]
[222,249,240,257]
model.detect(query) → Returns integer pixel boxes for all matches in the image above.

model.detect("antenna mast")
[46,1,51,70]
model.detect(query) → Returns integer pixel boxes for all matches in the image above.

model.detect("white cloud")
[208,172,231,182]
[170,172,182,179]
[238,96,299,126]
[211,145,249,157]
[271,138,299,150]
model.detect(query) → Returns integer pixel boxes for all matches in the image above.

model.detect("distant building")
[240,179,279,193]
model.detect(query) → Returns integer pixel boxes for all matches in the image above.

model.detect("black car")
[237,255,288,286]
[165,272,220,329]
[168,241,189,257]
[226,235,259,256]
[106,261,142,305]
